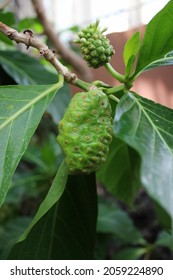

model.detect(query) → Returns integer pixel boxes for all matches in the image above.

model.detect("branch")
[0,21,84,85]
[31,0,93,82]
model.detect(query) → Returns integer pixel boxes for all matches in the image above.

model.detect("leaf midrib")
[0,84,58,131]
[132,93,173,155]
[133,93,173,215]
[134,54,173,78]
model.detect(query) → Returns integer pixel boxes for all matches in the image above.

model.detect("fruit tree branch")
[0,21,80,84]
[31,0,93,82]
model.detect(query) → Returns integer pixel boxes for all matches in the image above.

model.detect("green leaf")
[16,17,43,33]
[153,201,172,232]
[0,65,15,85]
[113,247,146,260]
[134,1,173,76]
[139,54,173,72]
[0,12,15,46]
[123,32,140,75]
[0,11,15,27]
[0,217,31,260]
[0,50,72,124]
[125,55,136,78]
[0,76,64,206]
[155,231,173,250]
[97,136,141,205]
[47,82,72,123]
[97,199,144,244]
[19,160,68,241]
[0,33,13,46]
[0,50,58,85]
[8,173,97,260]
[114,91,173,218]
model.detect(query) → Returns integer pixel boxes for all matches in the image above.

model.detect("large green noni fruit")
[57,89,113,174]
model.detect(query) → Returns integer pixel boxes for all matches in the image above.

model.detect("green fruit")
[74,20,115,68]
[57,89,113,174]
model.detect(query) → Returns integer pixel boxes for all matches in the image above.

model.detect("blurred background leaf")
[0,50,58,85]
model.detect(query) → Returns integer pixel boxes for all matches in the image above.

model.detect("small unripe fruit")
[74,20,115,68]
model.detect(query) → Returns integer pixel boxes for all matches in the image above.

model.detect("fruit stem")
[92,80,112,88]
[104,84,125,95]
[75,78,91,91]
[105,63,125,83]
[108,94,119,103]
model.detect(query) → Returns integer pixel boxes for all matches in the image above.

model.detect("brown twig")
[0,21,78,84]
[31,0,93,82]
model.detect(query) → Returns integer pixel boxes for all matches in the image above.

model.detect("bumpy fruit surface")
[57,89,113,174]
[75,20,115,68]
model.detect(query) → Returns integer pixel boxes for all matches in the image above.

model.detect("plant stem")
[105,63,125,83]
[104,84,125,95]
[92,80,111,88]
[74,78,91,91]
[0,21,90,85]
[108,94,119,103]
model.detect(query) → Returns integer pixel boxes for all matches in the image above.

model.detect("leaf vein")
[134,95,173,154]
[0,84,58,131]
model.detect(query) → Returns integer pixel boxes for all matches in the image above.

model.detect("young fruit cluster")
[75,20,115,68]
[57,89,113,174]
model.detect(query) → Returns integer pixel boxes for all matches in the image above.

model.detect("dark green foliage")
[8,173,97,260]
[0,50,58,85]
[97,136,141,205]
[57,89,113,174]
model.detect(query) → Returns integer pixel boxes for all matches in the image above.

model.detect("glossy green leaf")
[123,32,140,76]
[0,50,71,122]
[0,50,58,85]
[134,1,173,77]
[19,160,68,241]
[139,54,173,72]
[125,55,136,78]
[97,136,141,205]
[114,91,173,218]
[8,173,97,260]
[0,76,64,206]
